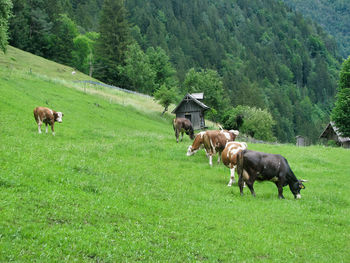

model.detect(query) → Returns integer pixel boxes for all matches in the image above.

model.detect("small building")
[172,93,210,130]
[296,135,307,147]
[319,122,350,148]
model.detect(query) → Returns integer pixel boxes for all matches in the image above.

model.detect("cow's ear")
[53,112,58,118]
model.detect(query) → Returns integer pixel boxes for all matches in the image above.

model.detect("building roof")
[171,93,210,113]
[190,93,204,100]
[319,122,350,142]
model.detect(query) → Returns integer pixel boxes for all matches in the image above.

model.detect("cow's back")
[240,150,291,180]
[174,118,192,130]
[222,141,247,167]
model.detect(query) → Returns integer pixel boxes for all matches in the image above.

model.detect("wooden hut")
[296,135,307,147]
[172,93,210,130]
[319,122,350,148]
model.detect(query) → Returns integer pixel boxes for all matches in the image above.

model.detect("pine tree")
[94,0,131,85]
[331,56,350,137]
[0,0,13,52]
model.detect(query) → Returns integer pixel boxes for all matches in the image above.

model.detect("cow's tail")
[236,150,245,180]
[172,118,176,131]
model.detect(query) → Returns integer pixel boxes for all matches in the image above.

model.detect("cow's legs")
[217,152,221,164]
[228,165,236,186]
[246,182,256,197]
[209,154,213,167]
[45,123,48,133]
[37,122,42,134]
[37,117,42,134]
[50,121,55,136]
[275,182,285,199]
[175,130,179,143]
[180,131,184,141]
[238,175,244,195]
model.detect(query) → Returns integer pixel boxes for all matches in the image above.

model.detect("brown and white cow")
[221,141,248,186]
[33,106,63,136]
[173,118,195,143]
[187,129,239,166]
[186,131,207,156]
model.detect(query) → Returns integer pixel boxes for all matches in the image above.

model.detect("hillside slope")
[1,50,350,261]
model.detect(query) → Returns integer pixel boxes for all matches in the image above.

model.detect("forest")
[282,0,350,59]
[6,0,344,143]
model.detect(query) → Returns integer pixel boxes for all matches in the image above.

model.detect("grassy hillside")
[1,49,350,262]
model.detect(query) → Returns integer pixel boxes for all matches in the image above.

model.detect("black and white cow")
[237,150,308,199]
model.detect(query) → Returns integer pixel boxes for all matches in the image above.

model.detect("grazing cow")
[221,141,248,186]
[186,131,207,156]
[187,129,239,166]
[237,150,307,199]
[173,118,195,143]
[33,106,63,136]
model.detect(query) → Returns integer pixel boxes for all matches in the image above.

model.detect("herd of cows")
[33,106,308,200]
[173,117,308,199]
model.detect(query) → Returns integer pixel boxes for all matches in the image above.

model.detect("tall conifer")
[0,0,13,52]
[332,57,350,137]
[94,0,130,85]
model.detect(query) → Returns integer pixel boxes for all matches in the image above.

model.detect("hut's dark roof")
[171,93,210,113]
[319,122,350,142]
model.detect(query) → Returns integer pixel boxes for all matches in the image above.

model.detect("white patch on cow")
[38,126,42,134]
[242,169,250,180]
[56,112,63,123]
[49,109,53,115]
[296,194,301,199]
[199,131,205,138]
[229,130,239,136]
[45,125,48,133]
[222,131,231,140]
[187,145,198,156]
[209,155,213,167]
[209,138,215,154]
[228,166,236,186]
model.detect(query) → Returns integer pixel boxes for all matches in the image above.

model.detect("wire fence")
[74,80,153,99]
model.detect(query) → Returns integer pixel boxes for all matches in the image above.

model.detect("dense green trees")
[0,0,12,53]
[222,105,276,141]
[154,85,178,115]
[282,0,350,58]
[183,68,229,122]
[94,0,131,85]
[332,57,350,137]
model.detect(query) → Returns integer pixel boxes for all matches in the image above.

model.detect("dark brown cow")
[34,106,63,136]
[187,129,239,166]
[221,141,247,186]
[173,118,195,143]
[237,150,308,199]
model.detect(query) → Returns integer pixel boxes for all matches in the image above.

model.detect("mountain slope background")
[281,0,350,58]
[8,0,343,143]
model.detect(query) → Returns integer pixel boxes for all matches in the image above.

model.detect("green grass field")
[1,48,350,262]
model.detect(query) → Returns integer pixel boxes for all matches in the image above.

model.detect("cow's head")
[187,145,196,156]
[54,112,64,123]
[185,128,195,140]
[290,179,308,199]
